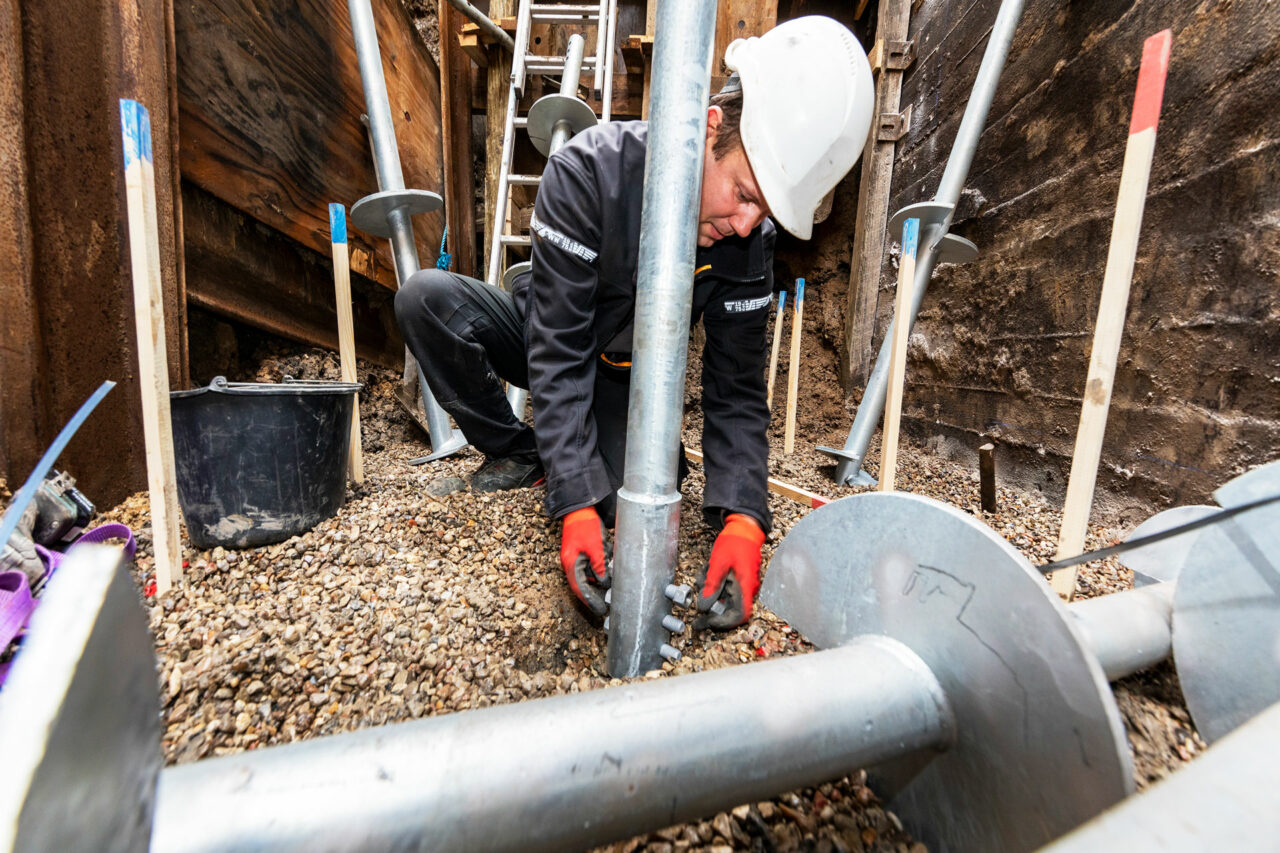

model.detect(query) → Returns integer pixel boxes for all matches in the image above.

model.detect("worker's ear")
[705,105,723,149]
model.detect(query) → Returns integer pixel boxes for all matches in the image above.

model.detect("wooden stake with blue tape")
[878,217,920,492]
[330,204,364,485]
[783,279,805,455]
[120,99,181,595]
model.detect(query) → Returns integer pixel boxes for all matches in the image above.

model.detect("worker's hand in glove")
[696,513,765,630]
[560,506,610,616]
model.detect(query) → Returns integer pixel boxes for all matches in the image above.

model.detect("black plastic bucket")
[170,376,362,549]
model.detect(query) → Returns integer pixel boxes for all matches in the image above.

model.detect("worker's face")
[697,106,769,248]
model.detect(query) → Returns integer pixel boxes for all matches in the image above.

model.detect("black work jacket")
[511,121,774,532]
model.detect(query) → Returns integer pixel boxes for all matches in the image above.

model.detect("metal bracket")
[877,104,913,142]
[870,39,916,74]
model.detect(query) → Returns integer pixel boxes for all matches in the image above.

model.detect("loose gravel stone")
[80,344,1205,852]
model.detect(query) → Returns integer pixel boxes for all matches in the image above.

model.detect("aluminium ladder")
[484,0,619,291]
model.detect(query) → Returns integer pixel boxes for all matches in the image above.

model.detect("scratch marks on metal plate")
[911,564,1030,746]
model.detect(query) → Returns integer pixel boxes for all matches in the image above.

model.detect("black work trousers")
[394,268,633,522]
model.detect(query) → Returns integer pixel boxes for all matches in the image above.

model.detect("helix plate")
[1120,505,1216,587]
[527,94,597,158]
[762,492,1131,852]
[1173,460,1280,743]
[350,189,443,239]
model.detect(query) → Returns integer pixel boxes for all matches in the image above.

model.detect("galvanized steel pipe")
[445,0,516,54]
[1069,582,1175,681]
[151,637,952,853]
[829,0,1028,485]
[349,0,460,451]
[607,0,717,677]
[550,35,587,151]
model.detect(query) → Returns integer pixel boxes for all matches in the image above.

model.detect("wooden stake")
[765,290,787,410]
[878,218,919,492]
[979,442,997,512]
[783,279,804,455]
[685,448,830,510]
[119,99,181,596]
[330,203,364,486]
[1050,30,1172,599]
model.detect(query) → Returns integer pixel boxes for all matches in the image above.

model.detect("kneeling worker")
[395,16,874,629]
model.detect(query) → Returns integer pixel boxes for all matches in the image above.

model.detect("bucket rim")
[171,375,364,399]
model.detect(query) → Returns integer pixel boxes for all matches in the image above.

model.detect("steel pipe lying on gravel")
[151,637,951,853]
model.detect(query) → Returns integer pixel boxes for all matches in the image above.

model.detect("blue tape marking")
[795,278,805,305]
[119,99,153,169]
[0,381,116,551]
[119,99,140,170]
[902,218,920,259]
[329,204,347,244]
[141,105,153,165]
[778,290,787,313]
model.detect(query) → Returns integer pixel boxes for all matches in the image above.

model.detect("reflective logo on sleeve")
[530,212,599,264]
[723,295,772,313]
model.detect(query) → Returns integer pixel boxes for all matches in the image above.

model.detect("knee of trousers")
[394,268,467,327]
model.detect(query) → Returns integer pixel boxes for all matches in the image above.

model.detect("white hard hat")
[724,16,875,240]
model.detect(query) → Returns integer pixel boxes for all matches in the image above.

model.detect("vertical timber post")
[607,0,717,678]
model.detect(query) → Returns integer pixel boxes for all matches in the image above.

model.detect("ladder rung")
[500,235,533,247]
[507,174,542,186]
[525,56,600,71]
[529,4,602,13]
[514,117,528,128]
[531,12,601,22]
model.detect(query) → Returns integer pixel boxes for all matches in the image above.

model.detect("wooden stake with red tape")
[1051,30,1172,599]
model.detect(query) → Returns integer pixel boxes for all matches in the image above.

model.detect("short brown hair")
[709,88,744,160]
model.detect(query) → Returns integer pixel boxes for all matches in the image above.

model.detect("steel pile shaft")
[831,0,1028,484]
[349,0,456,446]
[445,0,516,53]
[1069,582,1175,681]
[550,35,587,151]
[151,637,952,853]
[607,0,717,677]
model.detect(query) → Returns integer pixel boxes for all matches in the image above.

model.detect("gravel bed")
[87,345,1205,851]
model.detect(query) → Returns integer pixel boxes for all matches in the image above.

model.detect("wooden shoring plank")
[841,0,914,389]
[713,0,778,90]
[173,0,445,293]
[440,0,478,276]
[685,449,831,510]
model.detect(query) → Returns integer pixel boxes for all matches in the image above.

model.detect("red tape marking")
[1129,29,1172,136]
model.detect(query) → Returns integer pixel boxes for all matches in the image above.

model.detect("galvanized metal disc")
[1173,460,1280,743]
[1120,505,1217,586]
[350,189,443,238]
[526,94,597,158]
[0,546,160,851]
[502,260,532,292]
[762,492,1132,852]
[888,201,954,233]
[935,233,979,264]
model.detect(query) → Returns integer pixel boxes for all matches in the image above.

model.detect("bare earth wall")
[796,0,1279,511]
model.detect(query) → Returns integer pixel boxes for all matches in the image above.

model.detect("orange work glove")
[696,513,765,630]
[560,507,610,616]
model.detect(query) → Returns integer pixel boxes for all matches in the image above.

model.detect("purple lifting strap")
[0,523,136,688]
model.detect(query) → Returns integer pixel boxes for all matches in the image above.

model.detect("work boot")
[469,454,545,493]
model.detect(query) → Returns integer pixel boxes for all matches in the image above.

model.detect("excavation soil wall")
[795,0,1279,509]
